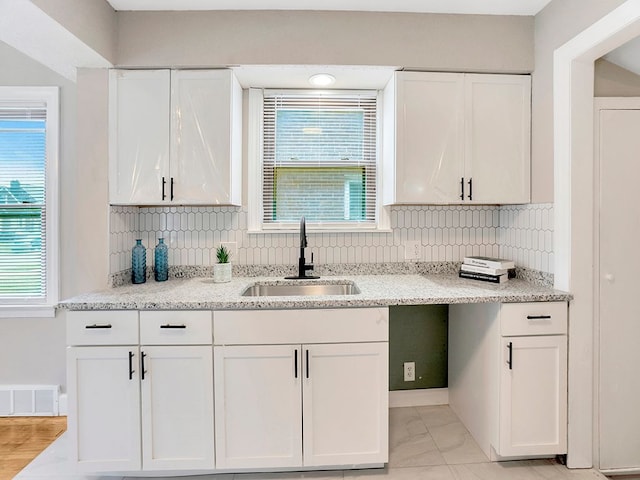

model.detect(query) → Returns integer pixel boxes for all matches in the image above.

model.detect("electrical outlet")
[404,241,422,261]
[403,361,416,382]
[220,242,237,261]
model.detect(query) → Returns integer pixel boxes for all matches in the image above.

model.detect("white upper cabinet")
[383,71,530,205]
[109,69,242,206]
[170,70,242,205]
[465,75,531,204]
[109,70,171,205]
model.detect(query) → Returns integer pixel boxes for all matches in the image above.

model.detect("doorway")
[554,0,640,471]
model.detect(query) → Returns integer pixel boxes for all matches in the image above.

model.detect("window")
[0,87,58,316]
[249,89,386,231]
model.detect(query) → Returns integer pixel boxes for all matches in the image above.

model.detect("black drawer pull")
[306,349,310,379]
[141,351,147,380]
[85,324,112,329]
[507,342,513,370]
[294,349,298,379]
[128,351,135,380]
[467,178,473,201]
[162,176,167,201]
[527,315,552,320]
[160,324,186,329]
[460,177,465,201]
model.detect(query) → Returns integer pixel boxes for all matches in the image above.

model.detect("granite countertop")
[59,274,571,311]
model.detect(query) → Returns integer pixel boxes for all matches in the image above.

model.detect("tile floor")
[15,406,608,480]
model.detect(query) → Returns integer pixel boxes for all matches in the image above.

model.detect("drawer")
[214,307,389,345]
[67,311,138,345]
[140,311,212,345]
[500,301,567,336]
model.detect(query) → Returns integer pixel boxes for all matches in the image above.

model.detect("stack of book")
[459,256,516,284]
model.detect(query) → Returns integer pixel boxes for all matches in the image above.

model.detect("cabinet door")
[170,70,242,205]
[498,335,567,457]
[67,346,141,472]
[394,72,465,203]
[302,342,389,466]
[214,345,302,469]
[109,70,171,205]
[465,74,531,204]
[140,346,214,471]
[598,108,640,470]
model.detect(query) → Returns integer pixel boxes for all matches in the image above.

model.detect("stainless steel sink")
[241,282,360,297]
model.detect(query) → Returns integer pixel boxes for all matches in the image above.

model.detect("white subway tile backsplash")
[109,203,554,276]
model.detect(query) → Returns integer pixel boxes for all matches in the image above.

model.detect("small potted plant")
[213,245,232,283]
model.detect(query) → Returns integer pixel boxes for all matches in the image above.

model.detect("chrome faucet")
[286,216,319,279]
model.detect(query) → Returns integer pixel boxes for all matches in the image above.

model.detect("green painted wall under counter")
[389,304,448,391]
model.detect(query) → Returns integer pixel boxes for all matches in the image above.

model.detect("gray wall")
[4,1,639,392]
[532,0,627,202]
[0,40,76,388]
[389,305,448,391]
[116,10,534,73]
[30,0,117,64]
[594,58,640,96]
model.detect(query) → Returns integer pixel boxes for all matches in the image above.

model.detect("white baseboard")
[58,393,67,416]
[389,388,449,408]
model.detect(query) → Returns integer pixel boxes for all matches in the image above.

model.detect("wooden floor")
[0,416,66,480]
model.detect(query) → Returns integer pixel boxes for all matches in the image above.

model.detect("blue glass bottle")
[131,239,147,284]
[154,237,169,282]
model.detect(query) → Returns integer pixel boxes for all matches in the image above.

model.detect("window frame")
[247,88,390,233]
[0,87,59,318]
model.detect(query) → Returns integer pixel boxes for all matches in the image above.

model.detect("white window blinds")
[0,104,48,300]
[262,91,378,226]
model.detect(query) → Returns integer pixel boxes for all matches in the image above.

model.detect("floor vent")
[0,385,60,416]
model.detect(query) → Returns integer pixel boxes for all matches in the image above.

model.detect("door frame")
[553,0,640,469]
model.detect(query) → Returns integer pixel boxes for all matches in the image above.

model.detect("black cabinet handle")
[527,315,552,320]
[305,349,310,379]
[141,351,147,380]
[468,178,473,201]
[170,177,174,201]
[294,349,298,379]
[160,324,186,329]
[507,342,513,370]
[85,324,112,329]
[128,351,135,380]
[460,177,465,201]
[162,176,167,201]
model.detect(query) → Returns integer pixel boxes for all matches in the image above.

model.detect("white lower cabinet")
[448,302,567,460]
[66,310,214,473]
[213,344,302,469]
[213,308,389,470]
[67,307,389,474]
[498,335,567,457]
[302,342,388,467]
[67,346,141,472]
[141,345,215,470]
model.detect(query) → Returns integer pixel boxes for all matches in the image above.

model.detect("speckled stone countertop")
[60,274,571,311]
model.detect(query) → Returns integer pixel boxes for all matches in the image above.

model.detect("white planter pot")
[213,263,232,283]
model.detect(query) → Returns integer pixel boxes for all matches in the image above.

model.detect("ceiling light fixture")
[309,73,336,87]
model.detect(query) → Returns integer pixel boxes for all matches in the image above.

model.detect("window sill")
[0,305,57,319]
[248,227,392,235]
